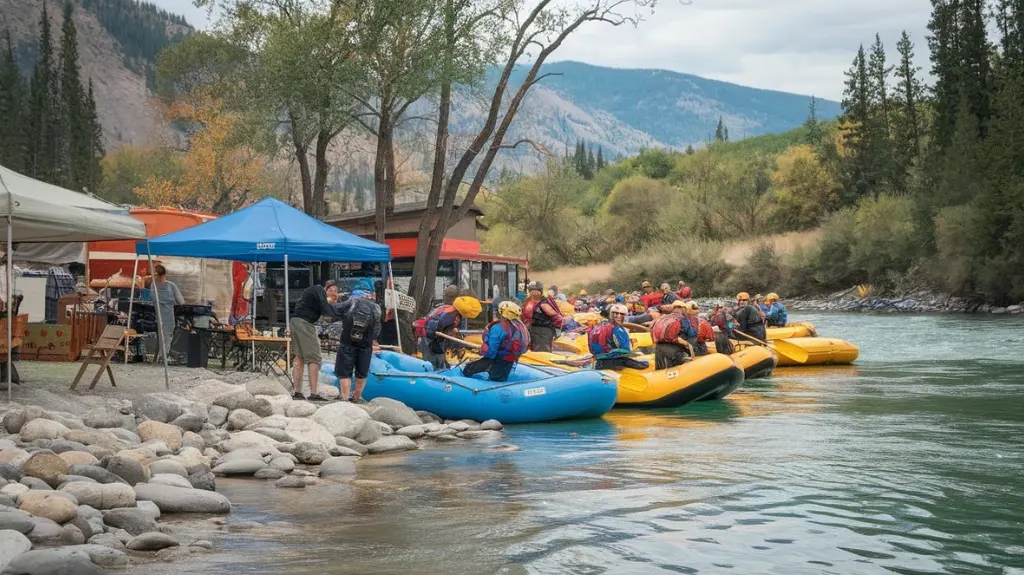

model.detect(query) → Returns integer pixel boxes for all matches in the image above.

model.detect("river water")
[159,313,1024,575]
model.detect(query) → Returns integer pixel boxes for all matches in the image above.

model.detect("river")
[157,313,1024,575]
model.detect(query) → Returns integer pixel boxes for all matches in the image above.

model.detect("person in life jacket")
[588,304,649,371]
[763,293,788,327]
[676,281,692,300]
[522,280,564,352]
[754,294,768,323]
[710,303,737,355]
[415,296,482,370]
[463,301,530,382]
[639,280,663,309]
[682,301,711,356]
[733,292,767,343]
[651,300,697,369]
[574,291,590,313]
[660,283,678,305]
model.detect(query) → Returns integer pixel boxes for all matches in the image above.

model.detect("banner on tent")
[385,289,416,313]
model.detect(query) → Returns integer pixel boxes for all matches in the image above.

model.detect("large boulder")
[284,418,336,449]
[0,513,34,534]
[213,389,258,412]
[81,406,133,430]
[187,469,216,491]
[170,413,205,433]
[58,451,99,467]
[227,409,261,431]
[368,398,423,428]
[138,421,183,451]
[148,460,188,478]
[17,419,69,443]
[245,379,291,397]
[63,429,125,452]
[1,547,105,575]
[247,414,289,430]
[189,379,238,405]
[268,456,295,473]
[59,483,135,510]
[24,516,63,544]
[21,451,69,488]
[292,442,330,465]
[47,440,88,454]
[67,465,128,486]
[61,524,86,545]
[353,419,383,445]
[310,403,370,439]
[0,449,30,467]
[250,428,294,443]
[208,405,229,427]
[181,431,206,451]
[250,397,275,418]
[101,508,157,536]
[212,459,266,476]
[0,529,32,571]
[284,402,317,418]
[0,463,22,482]
[365,435,418,454]
[318,457,357,478]
[114,446,158,466]
[133,483,231,514]
[335,436,369,456]
[106,428,141,445]
[133,394,183,423]
[2,407,45,435]
[65,544,128,569]
[149,474,193,488]
[18,492,78,524]
[105,456,150,486]
[126,531,179,551]
[217,431,280,455]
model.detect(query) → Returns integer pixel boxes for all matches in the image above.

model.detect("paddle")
[733,329,769,347]
[623,322,650,333]
[436,331,482,350]
[735,329,809,364]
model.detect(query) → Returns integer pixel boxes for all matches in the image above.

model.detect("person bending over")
[415,296,482,370]
[650,300,697,369]
[332,291,381,403]
[290,279,339,402]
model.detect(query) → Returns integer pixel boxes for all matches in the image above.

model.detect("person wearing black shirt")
[290,280,339,402]
[332,291,382,403]
[733,291,767,343]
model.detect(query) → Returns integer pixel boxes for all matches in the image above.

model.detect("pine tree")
[685,144,695,155]
[805,96,823,147]
[928,0,962,151]
[586,145,596,178]
[84,79,103,193]
[894,31,924,158]
[0,30,26,168]
[596,146,604,171]
[868,34,894,137]
[958,0,993,138]
[27,2,61,183]
[60,1,88,190]
[573,139,586,175]
[714,116,726,142]
[841,45,874,200]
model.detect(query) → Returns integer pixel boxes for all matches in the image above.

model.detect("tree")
[60,1,89,191]
[586,145,596,177]
[840,44,874,200]
[601,175,676,250]
[805,95,823,147]
[133,94,270,214]
[0,30,25,168]
[715,155,773,236]
[84,79,104,192]
[684,144,695,155]
[97,145,179,205]
[893,31,924,160]
[770,144,837,229]
[714,116,728,142]
[407,0,656,318]
[596,145,605,170]
[26,2,62,184]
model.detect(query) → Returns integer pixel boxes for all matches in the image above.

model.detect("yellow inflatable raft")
[766,321,818,340]
[725,345,777,379]
[770,337,859,366]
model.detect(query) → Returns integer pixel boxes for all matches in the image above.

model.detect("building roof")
[323,200,484,225]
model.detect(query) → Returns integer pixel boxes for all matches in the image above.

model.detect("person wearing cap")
[683,301,712,356]
[332,290,382,403]
[588,303,649,370]
[415,296,483,369]
[522,280,563,352]
[710,303,737,355]
[660,283,678,306]
[464,301,530,382]
[733,292,767,343]
[676,280,692,300]
[650,300,697,369]
[763,293,788,327]
[754,294,768,322]
[639,280,663,309]
[290,279,341,402]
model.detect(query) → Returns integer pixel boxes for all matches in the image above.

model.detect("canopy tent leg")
[146,241,170,390]
[125,257,139,364]
[283,255,291,383]
[6,215,12,401]
[387,263,400,350]
[250,260,255,370]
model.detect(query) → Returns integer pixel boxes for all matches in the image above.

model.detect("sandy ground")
[0,360,276,415]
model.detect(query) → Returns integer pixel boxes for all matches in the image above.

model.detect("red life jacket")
[523,297,563,328]
[414,305,457,338]
[640,292,663,309]
[677,286,692,299]
[697,318,715,342]
[685,315,700,331]
[480,319,530,362]
[651,315,682,343]
[588,321,618,354]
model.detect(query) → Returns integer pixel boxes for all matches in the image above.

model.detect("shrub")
[931,204,983,295]
[812,207,859,290]
[604,238,732,296]
[724,242,783,296]
[849,195,918,285]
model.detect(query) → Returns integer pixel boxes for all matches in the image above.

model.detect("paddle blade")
[771,338,811,364]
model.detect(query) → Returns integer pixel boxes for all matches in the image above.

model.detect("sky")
[149,0,934,101]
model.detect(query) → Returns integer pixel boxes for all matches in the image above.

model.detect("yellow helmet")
[579,289,588,296]
[685,301,700,315]
[670,299,687,310]
[736,292,750,301]
[453,296,482,319]
[766,292,779,303]
[498,301,522,321]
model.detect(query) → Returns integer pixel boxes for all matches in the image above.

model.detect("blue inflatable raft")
[320,351,617,424]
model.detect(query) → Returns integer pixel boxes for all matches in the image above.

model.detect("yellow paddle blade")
[613,370,648,394]
[770,338,811,364]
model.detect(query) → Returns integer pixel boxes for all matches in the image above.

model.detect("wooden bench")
[70,325,128,391]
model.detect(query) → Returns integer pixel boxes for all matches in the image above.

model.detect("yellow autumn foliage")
[770,144,837,230]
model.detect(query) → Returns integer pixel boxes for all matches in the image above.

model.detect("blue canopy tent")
[134,198,394,385]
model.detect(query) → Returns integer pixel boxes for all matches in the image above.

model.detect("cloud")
[148,0,933,100]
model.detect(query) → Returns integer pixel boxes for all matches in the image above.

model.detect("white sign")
[524,387,547,397]
[385,289,417,313]
[256,242,276,250]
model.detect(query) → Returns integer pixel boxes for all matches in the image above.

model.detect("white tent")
[0,164,155,400]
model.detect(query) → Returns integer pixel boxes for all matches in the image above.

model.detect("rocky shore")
[0,376,507,573]
[696,288,1024,314]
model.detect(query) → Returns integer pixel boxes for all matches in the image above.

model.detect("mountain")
[1,2,838,174]
[0,0,192,147]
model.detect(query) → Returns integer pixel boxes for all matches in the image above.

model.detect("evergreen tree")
[928,0,963,151]
[84,79,103,193]
[868,34,894,136]
[586,145,595,178]
[60,1,88,190]
[840,45,873,199]
[957,0,992,138]
[0,30,26,168]
[573,139,585,175]
[805,96,823,147]
[27,2,61,183]
[685,144,695,155]
[596,146,604,171]
[893,31,924,158]
[714,116,726,142]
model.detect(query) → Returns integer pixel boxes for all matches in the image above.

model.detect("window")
[492,264,508,301]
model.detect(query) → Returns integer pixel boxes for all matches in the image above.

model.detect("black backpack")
[343,299,376,344]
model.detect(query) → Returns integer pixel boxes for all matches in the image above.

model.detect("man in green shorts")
[290,280,339,402]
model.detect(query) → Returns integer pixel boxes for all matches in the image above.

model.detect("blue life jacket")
[480,319,529,362]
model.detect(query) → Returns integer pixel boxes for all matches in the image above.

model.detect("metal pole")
[6,215,12,401]
[283,255,291,383]
[250,260,255,369]
[388,262,401,350]
[125,257,139,364]
[146,241,170,389]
